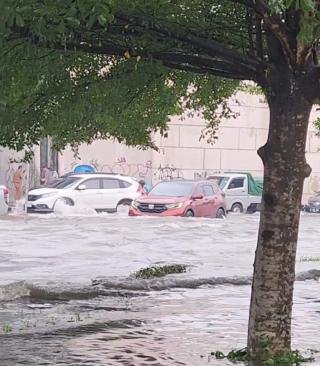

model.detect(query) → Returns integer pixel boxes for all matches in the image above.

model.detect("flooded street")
[0,211,320,365]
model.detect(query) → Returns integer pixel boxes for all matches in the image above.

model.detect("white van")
[207,173,262,213]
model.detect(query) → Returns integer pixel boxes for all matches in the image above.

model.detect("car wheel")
[116,199,132,211]
[231,203,243,213]
[53,197,74,211]
[184,210,194,217]
[216,208,226,219]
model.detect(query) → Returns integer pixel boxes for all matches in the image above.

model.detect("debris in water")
[134,264,187,279]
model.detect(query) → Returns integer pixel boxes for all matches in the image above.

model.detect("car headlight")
[131,200,140,209]
[166,202,184,209]
[38,192,58,199]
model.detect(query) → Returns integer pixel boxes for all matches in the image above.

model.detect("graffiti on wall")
[68,157,184,183]
[193,170,222,180]
[88,157,153,179]
[154,164,184,181]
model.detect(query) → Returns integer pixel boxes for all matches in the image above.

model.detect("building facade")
[1,92,320,203]
[59,92,320,203]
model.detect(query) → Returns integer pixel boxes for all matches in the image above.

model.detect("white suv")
[27,174,142,213]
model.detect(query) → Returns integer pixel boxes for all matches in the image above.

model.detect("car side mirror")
[192,193,204,200]
[77,184,86,191]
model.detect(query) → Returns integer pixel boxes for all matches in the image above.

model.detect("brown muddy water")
[0,209,319,365]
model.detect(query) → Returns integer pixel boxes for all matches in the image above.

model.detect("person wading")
[13,165,24,202]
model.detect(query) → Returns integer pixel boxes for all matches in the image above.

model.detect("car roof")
[156,179,212,185]
[66,173,136,180]
[208,173,247,178]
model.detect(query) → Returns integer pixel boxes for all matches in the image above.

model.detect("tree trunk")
[247,85,313,360]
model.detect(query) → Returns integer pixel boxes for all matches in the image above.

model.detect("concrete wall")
[59,92,320,202]
[59,93,266,179]
[1,92,320,202]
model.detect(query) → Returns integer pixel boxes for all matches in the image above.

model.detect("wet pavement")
[0,210,319,365]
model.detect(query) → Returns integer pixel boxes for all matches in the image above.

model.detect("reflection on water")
[0,212,319,365]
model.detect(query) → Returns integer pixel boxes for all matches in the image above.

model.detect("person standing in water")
[13,165,24,202]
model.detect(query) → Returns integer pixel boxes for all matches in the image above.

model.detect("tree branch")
[66,40,257,80]
[229,0,296,66]
[8,25,259,82]
[114,12,264,71]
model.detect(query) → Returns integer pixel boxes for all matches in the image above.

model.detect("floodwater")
[0,209,320,366]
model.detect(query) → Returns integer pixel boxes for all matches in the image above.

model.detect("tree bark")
[247,82,313,360]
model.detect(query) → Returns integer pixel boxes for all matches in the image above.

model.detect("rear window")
[150,181,194,197]
[119,180,132,188]
[54,177,81,189]
[101,179,120,189]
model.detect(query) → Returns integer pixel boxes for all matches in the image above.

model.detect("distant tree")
[1,0,320,361]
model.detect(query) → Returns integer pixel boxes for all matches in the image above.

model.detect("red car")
[129,180,226,218]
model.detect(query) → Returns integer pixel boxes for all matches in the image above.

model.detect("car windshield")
[149,181,194,197]
[210,176,229,189]
[46,179,63,188]
[53,177,81,189]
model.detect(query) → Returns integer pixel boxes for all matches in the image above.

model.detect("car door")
[101,178,122,210]
[76,178,102,209]
[202,184,216,217]
[190,184,206,217]
[225,176,248,210]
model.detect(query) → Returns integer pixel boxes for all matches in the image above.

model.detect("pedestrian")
[13,165,24,202]
[40,165,49,186]
[48,167,58,184]
[138,179,149,195]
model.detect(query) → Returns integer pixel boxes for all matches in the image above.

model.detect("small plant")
[2,324,12,333]
[134,264,187,279]
[211,348,314,365]
[211,348,249,362]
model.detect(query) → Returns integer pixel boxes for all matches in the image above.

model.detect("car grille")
[28,195,39,202]
[138,203,168,213]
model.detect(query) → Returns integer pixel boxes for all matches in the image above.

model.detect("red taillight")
[3,188,8,195]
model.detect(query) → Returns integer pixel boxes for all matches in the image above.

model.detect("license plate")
[148,204,154,209]
[27,202,32,208]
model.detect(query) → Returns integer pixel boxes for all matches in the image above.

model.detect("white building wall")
[1,92,319,203]
[59,92,320,202]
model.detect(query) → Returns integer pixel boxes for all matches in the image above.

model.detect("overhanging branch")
[228,0,296,66]
[8,26,259,81]
[114,12,264,71]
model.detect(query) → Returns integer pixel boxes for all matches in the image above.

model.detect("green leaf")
[97,14,107,26]
[15,14,25,27]
[66,17,80,26]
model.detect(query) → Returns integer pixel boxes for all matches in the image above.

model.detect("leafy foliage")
[211,348,315,365]
[1,0,320,152]
[134,264,187,279]
[0,0,241,153]
[0,41,238,153]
